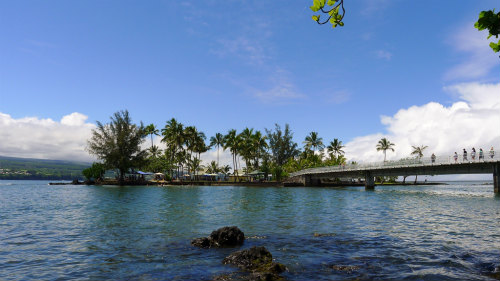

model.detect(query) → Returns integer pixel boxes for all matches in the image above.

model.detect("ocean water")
[1,180,500,280]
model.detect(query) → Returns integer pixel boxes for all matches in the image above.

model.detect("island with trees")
[84,110,438,187]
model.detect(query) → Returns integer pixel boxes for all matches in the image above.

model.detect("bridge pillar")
[494,164,500,193]
[304,175,321,187]
[365,172,375,190]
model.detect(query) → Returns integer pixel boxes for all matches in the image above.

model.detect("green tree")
[266,124,300,166]
[148,145,162,158]
[144,123,159,150]
[303,131,325,154]
[161,118,184,178]
[82,162,106,182]
[239,127,255,171]
[87,110,147,185]
[205,160,220,174]
[475,9,500,54]
[376,137,395,162]
[224,129,241,176]
[310,0,345,28]
[411,145,428,159]
[411,145,428,183]
[209,132,225,166]
[252,130,268,169]
[326,138,345,159]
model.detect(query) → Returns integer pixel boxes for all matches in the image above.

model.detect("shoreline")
[48,180,448,187]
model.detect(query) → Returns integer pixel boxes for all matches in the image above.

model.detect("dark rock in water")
[191,237,212,248]
[191,226,245,248]
[223,246,287,281]
[210,226,245,247]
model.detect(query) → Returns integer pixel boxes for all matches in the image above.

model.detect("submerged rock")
[223,246,287,281]
[191,226,245,248]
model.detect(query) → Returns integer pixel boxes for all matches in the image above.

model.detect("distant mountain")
[0,156,91,180]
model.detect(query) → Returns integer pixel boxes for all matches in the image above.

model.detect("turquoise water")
[1,180,500,280]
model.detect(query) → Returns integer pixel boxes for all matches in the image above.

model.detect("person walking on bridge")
[490,147,495,159]
[463,149,468,162]
[431,153,436,164]
[454,152,458,163]
[471,148,476,161]
[479,148,484,161]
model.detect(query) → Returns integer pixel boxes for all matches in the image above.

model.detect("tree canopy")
[86,110,147,184]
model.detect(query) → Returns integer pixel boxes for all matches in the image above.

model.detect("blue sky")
[1,1,499,163]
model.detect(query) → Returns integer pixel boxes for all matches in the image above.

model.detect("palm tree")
[205,161,220,174]
[411,145,428,159]
[376,138,395,162]
[193,131,208,161]
[224,129,240,176]
[239,128,254,170]
[303,131,324,154]
[210,133,225,166]
[145,123,159,150]
[411,145,428,184]
[327,138,345,159]
[221,165,231,175]
[252,131,268,169]
[161,118,184,178]
[148,145,162,158]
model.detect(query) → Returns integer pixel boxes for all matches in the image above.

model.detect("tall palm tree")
[376,138,395,162]
[411,145,428,159]
[411,145,428,184]
[161,118,184,177]
[145,123,159,150]
[327,138,345,159]
[224,129,240,176]
[193,131,208,161]
[210,132,225,166]
[303,131,324,154]
[239,128,254,170]
[252,131,268,169]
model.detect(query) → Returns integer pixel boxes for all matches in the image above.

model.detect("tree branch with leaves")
[310,0,345,28]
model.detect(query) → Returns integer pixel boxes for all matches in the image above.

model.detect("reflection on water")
[1,181,500,280]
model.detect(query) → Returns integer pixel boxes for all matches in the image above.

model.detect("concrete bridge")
[288,153,500,193]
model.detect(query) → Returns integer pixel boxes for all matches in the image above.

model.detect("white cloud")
[0,112,95,162]
[376,50,392,60]
[344,82,500,163]
[444,23,500,81]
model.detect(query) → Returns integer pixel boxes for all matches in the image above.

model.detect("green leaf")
[327,0,336,6]
[312,15,319,22]
[310,0,320,12]
[339,21,344,26]
[490,40,500,53]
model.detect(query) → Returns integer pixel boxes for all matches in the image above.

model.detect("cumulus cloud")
[344,82,500,163]
[0,112,95,162]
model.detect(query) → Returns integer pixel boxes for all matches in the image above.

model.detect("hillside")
[0,156,90,180]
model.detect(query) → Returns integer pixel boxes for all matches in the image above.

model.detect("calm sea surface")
[1,180,500,280]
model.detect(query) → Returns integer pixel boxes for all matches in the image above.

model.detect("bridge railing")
[289,150,500,177]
